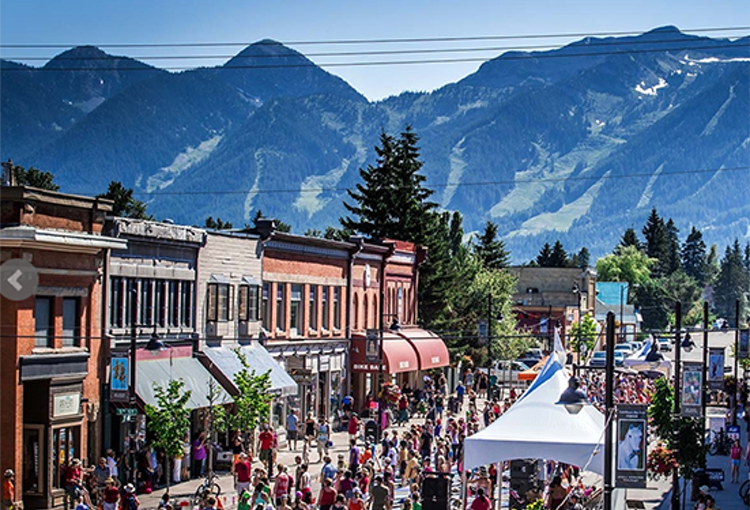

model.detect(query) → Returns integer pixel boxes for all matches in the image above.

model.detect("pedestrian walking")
[317,418,332,462]
[192,431,207,479]
[101,478,119,510]
[287,410,300,451]
[2,470,14,510]
[234,453,252,496]
[259,424,275,479]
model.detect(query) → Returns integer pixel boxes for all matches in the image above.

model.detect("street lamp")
[558,311,615,510]
[672,302,683,510]
[681,332,696,353]
[573,285,582,369]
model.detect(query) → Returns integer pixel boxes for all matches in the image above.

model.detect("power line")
[5,34,747,62]
[109,165,750,198]
[3,42,746,72]
[1,25,747,49]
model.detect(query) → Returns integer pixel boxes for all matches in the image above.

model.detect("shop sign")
[115,408,137,417]
[615,405,647,489]
[708,347,725,390]
[681,361,703,417]
[53,392,81,418]
[110,357,130,403]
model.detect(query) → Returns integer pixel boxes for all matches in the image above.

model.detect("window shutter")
[207,283,217,322]
[228,285,235,321]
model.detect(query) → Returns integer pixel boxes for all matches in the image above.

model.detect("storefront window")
[23,426,43,493]
[52,426,79,489]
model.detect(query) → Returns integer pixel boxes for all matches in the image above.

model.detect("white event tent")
[623,336,672,377]
[464,351,605,474]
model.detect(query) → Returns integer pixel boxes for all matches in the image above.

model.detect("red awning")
[396,327,450,370]
[350,332,418,374]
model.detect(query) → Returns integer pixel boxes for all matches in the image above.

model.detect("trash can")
[365,419,379,444]
[691,469,709,501]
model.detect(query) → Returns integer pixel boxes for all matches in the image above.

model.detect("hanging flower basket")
[646,443,678,479]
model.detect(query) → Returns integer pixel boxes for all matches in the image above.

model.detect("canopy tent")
[464,354,605,474]
[623,336,672,378]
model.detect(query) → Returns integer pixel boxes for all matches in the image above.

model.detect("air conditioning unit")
[238,321,251,338]
[206,322,220,338]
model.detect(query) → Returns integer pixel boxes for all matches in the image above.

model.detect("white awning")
[136,355,230,410]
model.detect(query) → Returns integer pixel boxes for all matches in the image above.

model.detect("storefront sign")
[615,405,647,489]
[727,425,741,442]
[739,330,749,360]
[681,361,703,417]
[53,392,81,418]
[110,357,130,402]
[708,347,725,390]
[365,329,380,363]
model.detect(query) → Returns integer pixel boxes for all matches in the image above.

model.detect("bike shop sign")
[615,405,648,488]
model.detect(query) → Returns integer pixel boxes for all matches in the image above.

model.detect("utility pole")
[735,298,740,426]
[129,285,138,485]
[671,301,682,510]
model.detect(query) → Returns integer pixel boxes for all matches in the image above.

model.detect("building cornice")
[0,226,127,252]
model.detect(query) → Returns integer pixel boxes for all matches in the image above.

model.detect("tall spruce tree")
[448,211,464,258]
[535,243,553,267]
[665,218,681,275]
[473,221,510,269]
[616,228,643,254]
[341,131,397,240]
[572,247,591,269]
[705,244,720,287]
[714,239,749,326]
[642,208,669,277]
[681,227,707,285]
[549,240,570,267]
[11,164,60,191]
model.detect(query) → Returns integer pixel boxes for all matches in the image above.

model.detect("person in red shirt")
[258,424,274,479]
[274,465,292,506]
[234,453,252,496]
[347,414,359,443]
[469,488,490,510]
[101,478,120,510]
[317,478,337,510]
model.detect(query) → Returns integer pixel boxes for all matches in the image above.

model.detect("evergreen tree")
[341,131,398,241]
[572,247,591,269]
[616,228,643,254]
[323,226,352,241]
[418,211,454,329]
[448,211,464,258]
[681,227,707,285]
[204,217,233,230]
[642,208,669,277]
[714,240,750,326]
[473,221,510,269]
[705,244,720,287]
[549,240,570,267]
[535,243,553,267]
[98,181,152,220]
[665,218,681,275]
[11,164,60,191]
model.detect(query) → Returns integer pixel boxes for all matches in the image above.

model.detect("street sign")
[110,357,130,403]
[115,408,137,417]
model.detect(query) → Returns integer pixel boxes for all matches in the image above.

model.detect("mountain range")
[2,27,749,261]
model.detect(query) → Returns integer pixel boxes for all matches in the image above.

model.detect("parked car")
[614,344,634,357]
[491,360,531,383]
[657,337,671,352]
[588,351,625,367]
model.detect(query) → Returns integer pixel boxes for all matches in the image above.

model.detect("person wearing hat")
[122,484,139,510]
[64,459,91,507]
[102,478,120,510]
[2,469,14,510]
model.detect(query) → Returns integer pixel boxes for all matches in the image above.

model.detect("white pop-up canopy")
[464,352,605,474]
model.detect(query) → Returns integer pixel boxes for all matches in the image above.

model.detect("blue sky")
[1,0,748,100]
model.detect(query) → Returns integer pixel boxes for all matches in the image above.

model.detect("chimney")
[2,159,17,187]
[255,218,276,239]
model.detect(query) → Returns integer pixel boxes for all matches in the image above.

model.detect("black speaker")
[510,459,537,479]
[422,476,450,504]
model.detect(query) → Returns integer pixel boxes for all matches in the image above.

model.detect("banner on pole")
[681,361,703,417]
[109,356,130,403]
[478,320,488,345]
[739,329,749,360]
[365,329,380,363]
[708,347,725,390]
[615,405,648,489]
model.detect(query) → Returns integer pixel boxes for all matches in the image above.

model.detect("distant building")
[594,281,642,341]
[509,266,596,349]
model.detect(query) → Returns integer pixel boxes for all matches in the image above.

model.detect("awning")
[350,332,418,374]
[136,356,230,410]
[395,327,450,370]
[201,343,298,397]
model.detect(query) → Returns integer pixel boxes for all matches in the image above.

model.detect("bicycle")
[739,479,750,505]
[708,428,732,456]
[193,471,222,505]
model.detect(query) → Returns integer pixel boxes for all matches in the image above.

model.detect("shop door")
[23,426,44,495]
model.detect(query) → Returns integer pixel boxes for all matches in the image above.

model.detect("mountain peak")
[225,39,308,67]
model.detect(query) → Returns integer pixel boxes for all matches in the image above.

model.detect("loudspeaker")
[422,476,450,510]
[510,459,537,479]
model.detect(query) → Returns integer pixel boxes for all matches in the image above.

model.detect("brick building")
[0,187,126,509]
